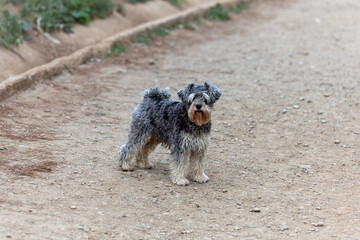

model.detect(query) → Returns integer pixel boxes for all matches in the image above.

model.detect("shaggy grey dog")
[118,82,222,186]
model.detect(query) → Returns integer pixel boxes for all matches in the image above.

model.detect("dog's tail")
[142,87,170,101]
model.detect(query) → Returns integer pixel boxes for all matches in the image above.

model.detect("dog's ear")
[204,81,222,103]
[177,82,194,102]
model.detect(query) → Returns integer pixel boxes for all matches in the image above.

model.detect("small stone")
[118,68,127,73]
[251,208,261,213]
[293,104,300,109]
[321,120,328,123]
[282,110,288,114]
[70,206,76,209]
[334,140,340,144]
[280,226,289,231]
[303,144,309,147]
[222,189,228,193]
[314,222,324,227]
[181,230,192,234]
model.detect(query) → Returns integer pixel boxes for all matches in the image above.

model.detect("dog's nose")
[195,104,202,110]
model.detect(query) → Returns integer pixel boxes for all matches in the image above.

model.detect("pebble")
[70,206,76,209]
[321,120,328,123]
[251,208,261,213]
[118,68,127,73]
[280,226,289,231]
[181,230,192,234]
[293,104,300,109]
[334,140,340,144]
[313,222,324,227]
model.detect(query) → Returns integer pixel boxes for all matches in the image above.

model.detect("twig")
[36,17,61,45]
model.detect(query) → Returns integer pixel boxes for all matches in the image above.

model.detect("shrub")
[20,0,115,33]
[0,9,30,49]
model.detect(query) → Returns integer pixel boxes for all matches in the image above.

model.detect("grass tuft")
[204,3,230,22]
[229,0,247,14]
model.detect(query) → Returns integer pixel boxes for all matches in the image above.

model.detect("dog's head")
[177,81,222,126]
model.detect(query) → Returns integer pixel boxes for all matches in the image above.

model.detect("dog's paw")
[172,178,190,186]
[137,161,153,169]
[120,162,134,171]
[192,173,209,183]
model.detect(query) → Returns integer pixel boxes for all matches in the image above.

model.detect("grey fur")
[119,82,222,185]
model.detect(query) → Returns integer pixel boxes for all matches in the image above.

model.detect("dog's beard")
[188,105,211,126]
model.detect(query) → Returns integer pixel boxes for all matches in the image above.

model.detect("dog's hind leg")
[136,135,158,169]
[119,131,151,171]
[118,143,136,171]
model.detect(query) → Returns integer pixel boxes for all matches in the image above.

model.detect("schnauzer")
[118,82,222,186]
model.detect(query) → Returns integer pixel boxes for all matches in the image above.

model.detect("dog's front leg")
[170,151,190,186]
[190,152,209,183]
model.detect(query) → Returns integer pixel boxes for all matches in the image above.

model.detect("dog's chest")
[180,132,210,152]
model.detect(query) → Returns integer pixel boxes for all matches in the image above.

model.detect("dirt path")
[1,0,360,239]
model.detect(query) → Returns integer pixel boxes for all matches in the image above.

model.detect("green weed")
[166,0,184,8]
[110,43,126,56]
[151,27,168,37]
[204,3,230,22]
[133,27,169,45]
[116,3,123,14]
[182,22,196,31]
[229,0,247,14]
[133,34,151,45]
[127,0,149,4]
[65,65,75,74]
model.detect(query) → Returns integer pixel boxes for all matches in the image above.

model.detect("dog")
[118,82,222,185]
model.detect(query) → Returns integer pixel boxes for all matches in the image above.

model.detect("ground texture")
[1,0,360,239]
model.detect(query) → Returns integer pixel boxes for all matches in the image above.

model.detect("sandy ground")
[1,0,360,239]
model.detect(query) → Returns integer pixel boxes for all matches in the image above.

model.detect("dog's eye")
[203,93,210,105]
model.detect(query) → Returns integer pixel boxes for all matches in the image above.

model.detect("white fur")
[180,132,210,153]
